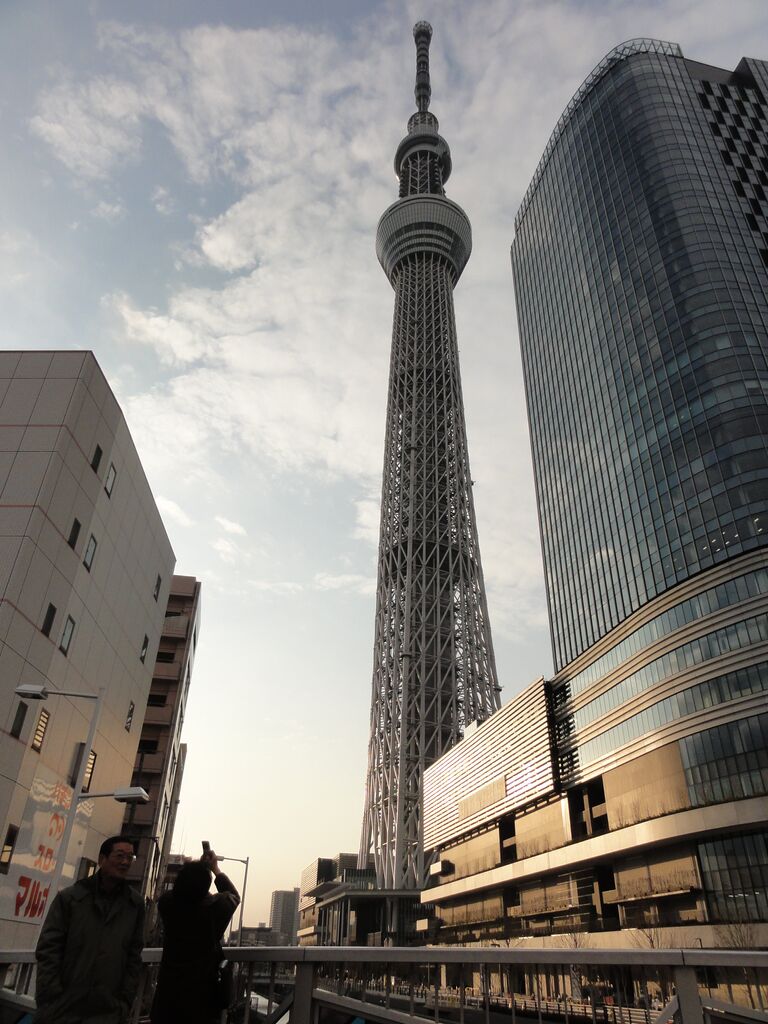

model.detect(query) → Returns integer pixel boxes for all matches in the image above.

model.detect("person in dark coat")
[35,835,144,1024]
[150,849,240,1024]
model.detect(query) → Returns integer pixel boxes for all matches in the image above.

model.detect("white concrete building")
[0,351,174,948]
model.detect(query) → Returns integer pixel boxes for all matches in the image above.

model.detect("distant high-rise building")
[122,574,201,904]
[269,888,299,945]
[360,21,501,891]
[0,351,175,949]
[418,40,768,949]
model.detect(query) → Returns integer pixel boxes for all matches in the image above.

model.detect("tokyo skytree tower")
[360,22,501,890]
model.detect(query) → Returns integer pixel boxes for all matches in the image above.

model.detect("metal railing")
[1,945,766,1024]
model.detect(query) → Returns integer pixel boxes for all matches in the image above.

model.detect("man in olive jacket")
[35,835,144,1024]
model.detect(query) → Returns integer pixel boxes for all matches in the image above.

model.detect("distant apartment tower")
[0,351,174,948]
[122,575,201,902]
[269,888,299,945]
[419,41,768,948]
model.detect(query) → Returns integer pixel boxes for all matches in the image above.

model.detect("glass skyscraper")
[418,41,767,952]
[512,40,768,673]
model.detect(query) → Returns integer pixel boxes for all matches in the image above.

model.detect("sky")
[2,0,767,924]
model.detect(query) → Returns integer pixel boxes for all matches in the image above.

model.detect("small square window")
[153,575,162,601]
[41,603,56,638]
[83,535,97,572]
[10,701,28,740]
[104,463,117,497]
[91,445,103,472]
[125,701,135,732]
[138,738,158,755]
[147,693,167,707]
[60,615,75,656]
[140,635,149,663]
[67,519,81,549]
[0,825,19,875]
[31,708,49,752]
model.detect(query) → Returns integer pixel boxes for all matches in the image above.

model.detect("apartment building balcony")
[162,614,189,640]
[142,703,175,727]
[153,661,181,681]
[132,751,166,774]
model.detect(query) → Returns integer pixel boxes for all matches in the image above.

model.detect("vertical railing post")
[293,961,316,1024]
[241,961,254,1024]
[673,966,704,1024]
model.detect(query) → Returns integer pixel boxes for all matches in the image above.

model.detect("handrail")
[3,945,768,967]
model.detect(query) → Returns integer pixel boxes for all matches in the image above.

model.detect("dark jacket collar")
[72,871,143,907]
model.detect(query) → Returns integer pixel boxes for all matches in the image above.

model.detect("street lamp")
[218,855,250,946]
[14,684,146,923]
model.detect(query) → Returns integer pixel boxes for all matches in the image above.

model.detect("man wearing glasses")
[35,836,145,1023]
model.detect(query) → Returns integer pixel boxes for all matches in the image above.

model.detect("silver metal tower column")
[360,22,501,890]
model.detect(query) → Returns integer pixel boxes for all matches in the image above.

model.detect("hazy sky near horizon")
[2,0,767,923]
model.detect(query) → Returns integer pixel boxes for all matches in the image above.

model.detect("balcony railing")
[2,945,766,1024]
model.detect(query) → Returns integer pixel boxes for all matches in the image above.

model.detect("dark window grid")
[686,719,768,821]
[518,138,768,663]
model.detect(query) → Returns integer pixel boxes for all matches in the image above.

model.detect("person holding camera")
[150,848,240,1024]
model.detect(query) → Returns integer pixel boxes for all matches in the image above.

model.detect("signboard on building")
[0,766,91,928]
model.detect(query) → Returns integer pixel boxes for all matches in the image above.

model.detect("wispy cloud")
[156,495,194,527]
[312,572,375,596]
[92,198,125,223]
[215,515,247,535]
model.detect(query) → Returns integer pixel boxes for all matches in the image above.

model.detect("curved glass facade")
[573,662,768,768]
[563,566,768,698]
[512,49,768,671]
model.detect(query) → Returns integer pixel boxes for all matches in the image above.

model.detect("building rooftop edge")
[514,38,684,232]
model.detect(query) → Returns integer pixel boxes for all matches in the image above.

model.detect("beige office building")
[0,351,174,949]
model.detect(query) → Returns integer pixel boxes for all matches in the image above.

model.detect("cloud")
[215,515,247,536]
[248,579,304,595]
[30,74,145,180]
[312,572,375,596]
[92,199,125,223]
[151,185,174,214]
[30,0,765,658]
[155,496,194,527]
[212,537,238,562]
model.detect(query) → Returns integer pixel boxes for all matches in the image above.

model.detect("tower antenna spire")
[413,21,432,112]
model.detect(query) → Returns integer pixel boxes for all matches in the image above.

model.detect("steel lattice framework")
[360,22,501,890]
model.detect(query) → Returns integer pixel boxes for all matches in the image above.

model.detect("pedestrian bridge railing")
[1,945,766,1024]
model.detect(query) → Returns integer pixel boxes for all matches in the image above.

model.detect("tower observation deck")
[360,22,501,890]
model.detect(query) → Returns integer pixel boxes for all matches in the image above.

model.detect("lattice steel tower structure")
[360,22,501,890]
